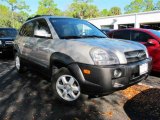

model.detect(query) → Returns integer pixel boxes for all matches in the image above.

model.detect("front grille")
[5,41,13,44]
[125,50,147,63]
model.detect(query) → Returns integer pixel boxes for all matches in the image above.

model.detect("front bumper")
[69,58,152,96]
[0,45,14,54]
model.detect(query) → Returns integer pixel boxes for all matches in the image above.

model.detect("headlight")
[90,48,119,65]
[145,49,149,58]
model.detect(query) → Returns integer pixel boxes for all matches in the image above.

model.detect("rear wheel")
[15,54,25,73]
[51,67,81,103]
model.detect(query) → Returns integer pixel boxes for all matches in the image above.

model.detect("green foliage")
[1,0,30,28]
[124,0,154,14]
[1,0,160,29]
[65,0,99,19]
[3,0,29,11]
[155,1,160,10]
[0,5,12,27]
[109,7,121,16]
[143,0,154,11]
[100,9,109,17]
[36,0,62,15]
[124,0,144,13]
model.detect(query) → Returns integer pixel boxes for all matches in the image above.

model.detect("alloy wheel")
[56,75,80,101]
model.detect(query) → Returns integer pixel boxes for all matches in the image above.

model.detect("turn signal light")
[83,69,91,74]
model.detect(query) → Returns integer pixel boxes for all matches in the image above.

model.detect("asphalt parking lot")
[0,55,159,120]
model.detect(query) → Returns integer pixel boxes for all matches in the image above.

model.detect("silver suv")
[14,15,151,103]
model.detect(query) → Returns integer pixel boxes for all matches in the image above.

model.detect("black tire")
[51,67,81,103]
[15,53,25,73]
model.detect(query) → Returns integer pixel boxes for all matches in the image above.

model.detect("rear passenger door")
[19,21,35,59]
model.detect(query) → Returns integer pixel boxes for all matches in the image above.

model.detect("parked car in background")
[101,28,113,35]
[14,15,151,103]
[0,28,17,56]
[108,28,160,72]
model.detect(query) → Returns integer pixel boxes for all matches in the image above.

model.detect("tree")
[143,0,154,11]
[85,4,99,18]
[109,7,121,16]
[100,9,109,17]
[65,0,99,19]
[2,0,29,27]
[124,0,144,14]
[155,1,160,10]
[124,0,154,14]
[0,5,12,27]
[36,0,62,15]
[75,0,93,3]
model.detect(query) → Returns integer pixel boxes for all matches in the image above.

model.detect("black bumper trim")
[68,58,152,96]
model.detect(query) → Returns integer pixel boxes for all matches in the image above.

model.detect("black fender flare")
[14,44,20,54]
[50,52,102,94]
[50,52,75,66]
[50,52,85,81]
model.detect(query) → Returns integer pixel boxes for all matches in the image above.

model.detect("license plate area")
[139,63,148,75]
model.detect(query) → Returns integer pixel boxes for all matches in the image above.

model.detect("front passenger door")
[30,19,53,68]
[130,31,153,44]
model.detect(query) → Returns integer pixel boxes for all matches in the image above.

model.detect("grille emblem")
[137,52,145,58]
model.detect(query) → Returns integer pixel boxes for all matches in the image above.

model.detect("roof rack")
[26,15,52,21]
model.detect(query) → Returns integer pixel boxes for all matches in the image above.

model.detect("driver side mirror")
[147,39,159,46]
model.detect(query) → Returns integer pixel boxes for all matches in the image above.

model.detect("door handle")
[38,47,50,52]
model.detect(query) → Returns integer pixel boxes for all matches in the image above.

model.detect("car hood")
[0,37,15,41]
[71,38,145,53]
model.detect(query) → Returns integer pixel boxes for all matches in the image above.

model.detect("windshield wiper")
[61,36,82,39]
[61,35,107,39]
[81,35,107,38]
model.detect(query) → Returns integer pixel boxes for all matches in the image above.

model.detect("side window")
[34,19,52,38]
[113,30,130,40]
[131,31,153,42]
[19,21,34,37]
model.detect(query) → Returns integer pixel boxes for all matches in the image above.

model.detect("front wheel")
[51,67,81,103]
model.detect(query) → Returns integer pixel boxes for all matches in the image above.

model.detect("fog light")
[113,69,122,78]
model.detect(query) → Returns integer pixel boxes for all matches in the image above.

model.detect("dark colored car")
[108,28,160,72]
[101,28,113,35]
[0,28,17,55]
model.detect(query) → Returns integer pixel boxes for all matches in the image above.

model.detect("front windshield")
[149,29,160,38]
[50,18,107,39]
[0,28,17,38]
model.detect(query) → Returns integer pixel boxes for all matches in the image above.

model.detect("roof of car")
[26,15,77,22]
[0,27,16,30]
[113,28,151,32]
[108,28,155,35]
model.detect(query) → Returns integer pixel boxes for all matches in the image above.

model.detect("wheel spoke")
[61,76,67,84]
[68,77,74,85]
[57,84,64,90]
[72,86,79,92]
[16,56,20,70]
[62,90,68,98]
[68,91,76,99]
